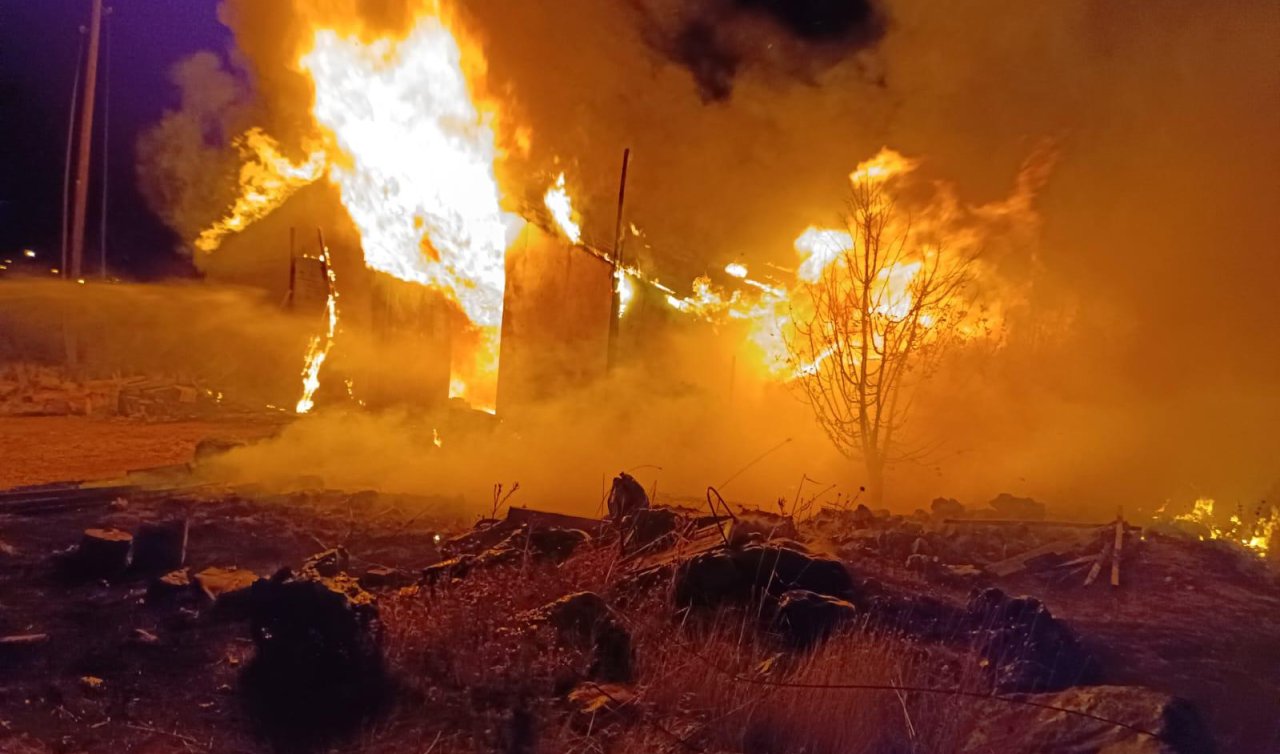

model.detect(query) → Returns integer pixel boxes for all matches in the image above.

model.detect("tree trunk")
[863,453,885,507]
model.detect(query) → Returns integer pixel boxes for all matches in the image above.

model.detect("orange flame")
[195,128,325,254]
[544,172,582,244]
[296,246,340,414]
[295,5,521,407]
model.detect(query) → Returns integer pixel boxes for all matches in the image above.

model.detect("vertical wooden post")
[607,148,631,372]
[69,0,104,280]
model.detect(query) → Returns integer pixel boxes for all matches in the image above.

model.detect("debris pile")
[0,364,221,419]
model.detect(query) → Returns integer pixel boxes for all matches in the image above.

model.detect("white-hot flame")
[544,172,581,244]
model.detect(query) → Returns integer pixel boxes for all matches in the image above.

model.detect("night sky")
[0,0,230,277]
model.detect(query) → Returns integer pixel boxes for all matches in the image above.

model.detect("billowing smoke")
[629,0,886,101]
[126,0,1280,518]
[135,52,255,250]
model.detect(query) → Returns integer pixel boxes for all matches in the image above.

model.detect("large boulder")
[966,587,1095,692]
[675,545,857,608]
[987,493,1047,521]
[961,685,1212,754]
[527,528,590,562]
[241,568,387,745]
[532,592,633,683]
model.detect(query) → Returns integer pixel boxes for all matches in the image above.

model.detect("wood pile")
[0,364,209,419]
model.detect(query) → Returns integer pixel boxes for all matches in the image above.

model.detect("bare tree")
[787,170,975,506]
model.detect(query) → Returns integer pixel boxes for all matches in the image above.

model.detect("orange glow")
[195,128,325,254]
[1170,498,1274,558]
[291,3,519,407]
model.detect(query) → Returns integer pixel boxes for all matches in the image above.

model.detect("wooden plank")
[984,528,1103,577]
[1084,536,1113,586]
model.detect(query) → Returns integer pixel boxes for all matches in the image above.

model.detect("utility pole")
[68,0,103,280]
[606,148,631,371]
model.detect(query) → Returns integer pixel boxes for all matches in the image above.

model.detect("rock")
[606,472,649,521]
[300,548,349,578]
[131,519,188,572]
[542,592,613,636]
[931,497,966,518]
[966,588,1094,692]
[868,594,967,641]
[194,567,259,614]
[961,685,1212,754]
[535,592,633,682]
[773,590,858,647]
[421,555,475,584]
[729,510,799,546]
[675,545,857,608]
[71,528,132,577]
[146,568,193,604]
[527,528,590,562]
[851,504,874,527]
[359,566,414,590]
[79,676,105,695]
[566,682,637,731]
[905,553,934,573]
[242,569,387,744]
[987,493,1046,521]
[877,530,917,559]
[623,507,680,554]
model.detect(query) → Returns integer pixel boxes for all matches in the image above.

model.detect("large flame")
[544,172,582,244]
[195,128,325,254]
[299,9,519,406]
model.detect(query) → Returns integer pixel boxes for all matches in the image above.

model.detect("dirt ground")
[0,416,284,489]
[2,417,1279,752]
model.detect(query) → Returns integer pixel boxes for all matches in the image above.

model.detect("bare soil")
[0,416,284,489]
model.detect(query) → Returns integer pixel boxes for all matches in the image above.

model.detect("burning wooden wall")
[497,225,612,415]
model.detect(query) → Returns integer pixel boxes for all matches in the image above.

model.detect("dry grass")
[337,541,1009,754]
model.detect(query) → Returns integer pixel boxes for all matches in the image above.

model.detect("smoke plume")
[124,0,1280,518]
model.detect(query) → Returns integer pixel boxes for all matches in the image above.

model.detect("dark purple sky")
[0,0,231,277]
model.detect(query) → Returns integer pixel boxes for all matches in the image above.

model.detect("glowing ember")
[544,172,581,244]
[195,128,325,254]
[296,246,339,414]
[1170,497,1274,558]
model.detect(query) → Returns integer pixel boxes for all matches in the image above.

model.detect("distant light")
[50,268,60,275]
[724,262,748,279]
[0,265,7,271]
[76,278,86,285]
[23,249,36,258]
